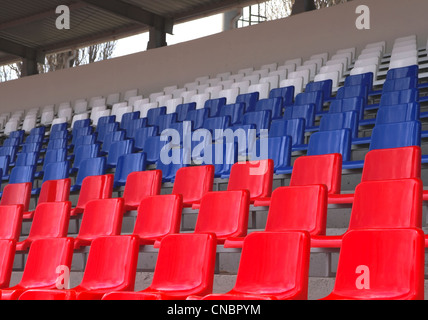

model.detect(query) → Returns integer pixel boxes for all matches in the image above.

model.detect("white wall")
[0,0,427,113]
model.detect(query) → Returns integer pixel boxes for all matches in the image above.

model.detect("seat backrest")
[269,86,294,106]
[375,102,420,125]
[361,146,421,182]
[254,97,283,120]
[16,152,39,167]
[283,104,315,127]
[73,144,100,170]
[250,136,291,171]
[122,170,162,210]
[0,182,32,211]
[350,178,422,229]
[369,121,421,151]
[26,202,71,243]
[17,238,74,289]
[269,118,305,146]
[330,228,424,300]
[37,178,71,205]
[75,174,114,210]
[43,149,68,172]
[243,110,272,135]
[101,130,125,153]
[382,77,418,92]
[175,103,196,122]
[307,129,352,162]
[9,165,35,184]
[114,153,147,187]
[133,195,183,242]
[386,65,419,80]
[230,231,311,300]
[344,72,374,90]
[295,91,324,113]
[185,108,210,130]
[43,161,70,183]
[227,160,274,201]
[148,233,217,296]
[172,165,214,206]
[76,235,139,292]
[266,185,328,235]
[74,157,107,187]
[380,88,419,106]
[219,103,245,126]
[319,111,359,139]
[0,240,16,289]
[194,190,250,242]
[107,140,134,168]
[204,98,226,118]
[235,92,259,113]
[0,205,24,241]
[290,154,342,195]
[146,107,167,126]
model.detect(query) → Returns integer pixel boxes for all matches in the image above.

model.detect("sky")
[112,13,224,59]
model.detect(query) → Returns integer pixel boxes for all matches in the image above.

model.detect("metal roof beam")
[81,0,174,34]
[0,37,44,63]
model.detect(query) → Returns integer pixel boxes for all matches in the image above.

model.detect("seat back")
[0,183,32,211]
[204,98,226,117]
[254,98,283,120]
[9,165,35,184]
[284,104,315,127]
[290,154,342,195]
[107,140,135,168]
[295,91,324,113]
[375,103,420,125]
[74,157,107,187]
[369,121,421,151]
[380,88,419,106]
[194,190,250,242]
[73,144,100,170]
[172,166,214,206]
[133,195,183,242]
[114,153,147,187]
[330,228,424,300]
[149,233,217,296]
[307,129,352,162]
[269,86,294,106]
[122,170,162,210]
[43,161,70,183]
[75,174,114,210]
[0,240,16,289]
[0,205,24,241]
[37,179,71,205]
[319,111,359,139]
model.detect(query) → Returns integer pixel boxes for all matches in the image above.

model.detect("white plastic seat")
[350,64,378,80]
[184,81,199,91]
[389,56,419,69]
[171,88,187,99]
[133,98,150,111]
[106,93,120,106]
[127,96,143,108]
[336,47,356,62]
[320,63,345,79]
[314,71,340,89]
[92,109,111,126]
[237,67,254,76]
[149,92,166,103]
[40,109,54,126]
[71,113,89,128]
[280,78,304,97]
[297,64,316,82]
[181,90,198,104]
[123,89,139,102]
[73,100,88,114]
[190,93,211,110]
[277,63,296,74]
[22,117,37,133]
[268,69,288,82]
[251,69,270,79]
[113,106,133,123]
[90,97,106,109]
[228,74,245,83]
[4,120,19,136]
[136,102,159,118]
[205,85,224,100]
[216,72,231,81]
[219,88,240,105]
[90,105,108,123]
[260,63,278,72]
[155,94,173,107]
[365,41,386,53]
[310,53,329,65]
[165,97,184,114]
[390,50,418,61]
[195,84,210,93]
[51,118,67,127]
[206,78,222,87]
[218,80,235,90]
[242,74,260,85]
[195,76,210,85]
[57,107,72,122]
[247,83,270,100]
[304,58,323,74]
[231,80,251,95]
[354,56,380,68]
[289,69,310,87]
[259,75,280,91]
[285,58,303,67]
[330,53,352,69]
[163,85,178,95]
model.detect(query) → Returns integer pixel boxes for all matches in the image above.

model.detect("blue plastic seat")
[155,113,177,133]
[144,136,169,164]
[236,92,259,113]
[155,148,190,183]
[74,134,97,148]
[185,108,209,130]
[176,103,196,122]
[250,135,292,174]
[284,104,315,128]
[336,84,369,104]
[49,130,69,141]
[294,91,324,114]
[106,139,134,168]
[219,103,245,126]
[0,146,18,164]
[386,65,419,80]
[305,79,333,101]
[71,127,94,146]
[242,110,271,136]
[101,130,125,155]
[9,130,25,144]
[269,118,305,147]
[42,161,70,183]
[202,116,231,138]
[123,118,146,140]
[73,119,91,129]
[204,98,226,118]
[96,122,119,143]
[319,111,359,139]
[72,144,100,172]
[328,97,365,120]
[97,115,116,128]
[269,86,294,106]
[134,127,159,151]
[369,121,421,151]
[29,126,46,137]
[254,97,283,120]
[47,139,68,150]
[71,157,107,192]
[16,152,39,167]
[0,155,10,180]
[307,129,352,162]
[146,107,167,127]
[120,111,140,129]
[9,165,36,184]
[24,135,44,145]
[376,103,420,125]
[380,89,419,107]
[382,77,418,92]
[198,142,237,178]
[114,153,147,187]
[50,123,68,133]
[3,138,20,147]
[42,149,68,173]
[344,72,373,92]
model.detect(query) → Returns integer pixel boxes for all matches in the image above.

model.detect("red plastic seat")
[321,228,425,300]
[225,185,327,249]
[198,231,311,300]
[18,236,140,300]
[133,194,183,245]
[194,190,250,244]
[311,178,422,248]
[70,174,113,216]
[0,240,16,289]
[0,237,74,300]
[0,183,32,212]
[329,146,421,205]
[23,179,71,220]
[16,202,71,251]
[227,160,273,204]
[254,154,341,207]
[73,198,124,249]
[172,165,214,207]
[122,170,162,211]
[0,205,24,242]
[102,233,217,300]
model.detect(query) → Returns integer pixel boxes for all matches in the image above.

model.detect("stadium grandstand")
[0,0,427,303]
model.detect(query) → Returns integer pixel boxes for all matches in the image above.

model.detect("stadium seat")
[155,148,190,183]
[114,153,147,187]
[0,182,32,212]
[379,88,419,107]
[320,228,424,300]
[369,121,421,151]
[185,108,209,130]
[249,136,292,174]
[311,178,422,248]
[171,165,214,207]
[133,194,183,245]
[269,118,305,147]
[254,98,283,120]
[102,233,217,300]
[73,198,124,249]
[319,111,359,139]
[0,205,24,242]
[71,157,108,192]
[175,103,196,122]
[235,92,259,113]
[294,91,324,114]
[219,103,245,125]
[121,170,162,211]
[375,103,420,125]
[386,65,419,80]
[382,77,418,92]
[20,236,140,300]
[134,127,158,151]
[16,201,71,251]
[0,238,74,300]
[269,86,294,106]
[101,130,125,155]
[193,190,250,244]
[71,144,100,173]
[283,104,315,128]
[0,240,16,290]
[305,79,333,101]
[70,174,113,216]
[197,231,311,300]
[241,110,272,136]
[204,98,226,117]
[307,129,352,162]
